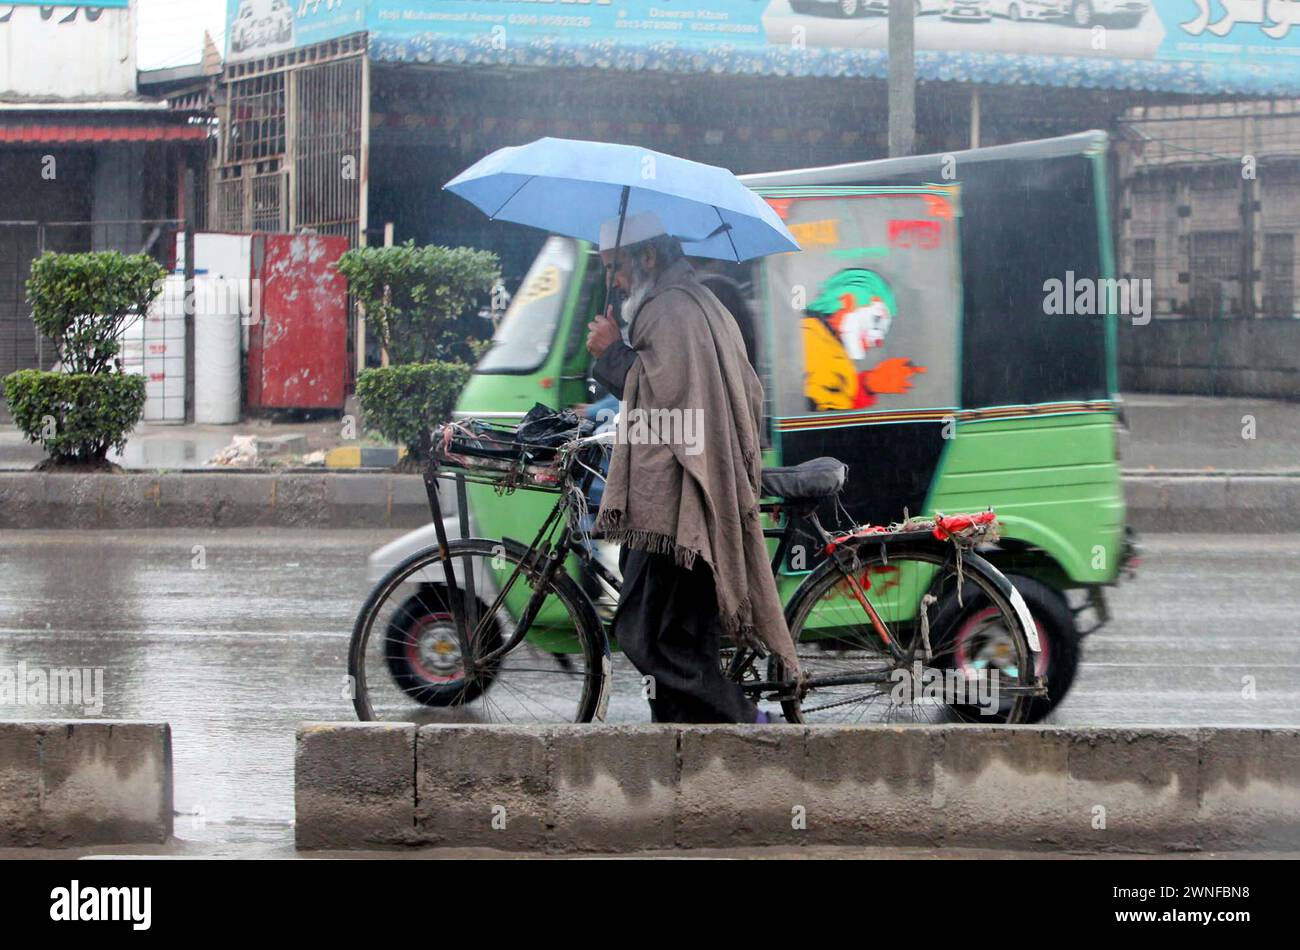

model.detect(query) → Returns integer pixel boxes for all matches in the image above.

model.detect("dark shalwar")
[596,336,759,724]
[615,548,758,724]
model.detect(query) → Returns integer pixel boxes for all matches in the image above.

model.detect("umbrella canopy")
[444,137,800,262]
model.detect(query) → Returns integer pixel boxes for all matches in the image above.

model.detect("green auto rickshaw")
[368,130,1134,718]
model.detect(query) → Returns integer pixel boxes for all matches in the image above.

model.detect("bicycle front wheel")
[772,540,1039,725]
[349,538,609,723]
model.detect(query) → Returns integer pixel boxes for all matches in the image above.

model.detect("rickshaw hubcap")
[956,608,1048,680]
[416,623,463,677]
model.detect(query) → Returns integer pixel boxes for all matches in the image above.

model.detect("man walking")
[585,211,800,723]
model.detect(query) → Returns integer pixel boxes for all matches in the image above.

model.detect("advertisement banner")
[226,1,1300,94]
[227,0,368,61]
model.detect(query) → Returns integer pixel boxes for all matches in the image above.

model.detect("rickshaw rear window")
[476,236,578,374]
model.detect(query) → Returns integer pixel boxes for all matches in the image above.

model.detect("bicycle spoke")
[776,542,1033,725]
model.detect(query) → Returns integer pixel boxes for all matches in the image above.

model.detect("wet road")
[1,529,1298,844]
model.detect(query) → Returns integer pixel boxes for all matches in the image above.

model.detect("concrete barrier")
[3,470,1298,531]
[295,722,417,850]
[0,721,173,847]
[0,471,432,529]
[294,724,1300,853]
[1124,473,1300,533]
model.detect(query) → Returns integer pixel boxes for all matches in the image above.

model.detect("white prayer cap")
[599,210,667,252]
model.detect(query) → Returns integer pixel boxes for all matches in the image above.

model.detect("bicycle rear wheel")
[772,539,1039,725]
[350,538,609,723]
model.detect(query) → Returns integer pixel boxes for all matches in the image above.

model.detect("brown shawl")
[595,259,800,677]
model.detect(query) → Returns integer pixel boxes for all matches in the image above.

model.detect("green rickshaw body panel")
[745,132,1126,617]
[456,235,596,640]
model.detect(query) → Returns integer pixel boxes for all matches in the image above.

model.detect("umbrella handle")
[604,185,631,308]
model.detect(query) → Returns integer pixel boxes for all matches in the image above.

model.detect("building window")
[1263,233,1295,319]
[1188,231,1241,318]
[1129,237,1162,317]
[293,57,364,243]
[225,73,286,165]
[1131,237,1155,282]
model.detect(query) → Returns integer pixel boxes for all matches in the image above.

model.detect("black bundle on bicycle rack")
[430,403,596,491]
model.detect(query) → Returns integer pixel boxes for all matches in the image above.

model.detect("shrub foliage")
[354,362,473,462]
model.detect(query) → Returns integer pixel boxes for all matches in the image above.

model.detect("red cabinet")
[246,232,349,411]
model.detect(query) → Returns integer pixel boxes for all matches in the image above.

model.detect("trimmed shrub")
[26,251,167,374]
[4,250,162,468]
[355,361,473,462]
[336,242,500,365]
[3,370,147,466]
[339,242,500,466]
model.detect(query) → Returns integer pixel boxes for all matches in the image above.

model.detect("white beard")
[620,275,653,326]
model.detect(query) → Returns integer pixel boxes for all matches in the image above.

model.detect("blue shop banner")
[227,1,1300,95]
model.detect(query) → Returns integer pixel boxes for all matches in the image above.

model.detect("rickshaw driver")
[584,211,801,724]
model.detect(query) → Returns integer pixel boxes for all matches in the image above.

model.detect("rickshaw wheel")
[383,589,503,707]
[928,574,1079,723]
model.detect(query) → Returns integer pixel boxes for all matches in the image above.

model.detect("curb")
[0,471,432,529]
[1123,474,1300,532]
[294,724,1300,854]
[0,721,173,848]
[2,471,1299,531]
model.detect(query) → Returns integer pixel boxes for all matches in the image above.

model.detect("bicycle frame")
[420,453,930,701]
[422,457,579,673]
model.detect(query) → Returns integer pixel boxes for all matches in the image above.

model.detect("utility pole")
[888,0,916,158]
[183,166,197,424]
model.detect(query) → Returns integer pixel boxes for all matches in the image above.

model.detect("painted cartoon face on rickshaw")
[763,190,961,415]
[814,268,895,359]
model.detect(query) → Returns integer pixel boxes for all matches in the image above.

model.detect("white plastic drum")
[193,275,243,424]
[126,275,187,424]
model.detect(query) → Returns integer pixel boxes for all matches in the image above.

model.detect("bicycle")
[349,421,1047,725]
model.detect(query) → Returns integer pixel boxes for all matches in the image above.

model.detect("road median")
[3,470,1299,531]
[0,721,173,848]
[0,470,432,529]
[295,724,1300,854]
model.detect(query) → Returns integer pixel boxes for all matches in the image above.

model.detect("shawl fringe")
[596,508,701,570]
[598,509,768,656]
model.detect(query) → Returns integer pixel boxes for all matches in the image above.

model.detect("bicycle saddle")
[760,457,847,501]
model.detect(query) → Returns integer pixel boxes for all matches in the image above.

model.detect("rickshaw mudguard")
[977,510,1123,586]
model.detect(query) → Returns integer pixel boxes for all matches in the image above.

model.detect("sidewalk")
[2,392,1297,473]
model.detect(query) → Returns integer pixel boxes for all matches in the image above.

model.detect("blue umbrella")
[444,137,800,262]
